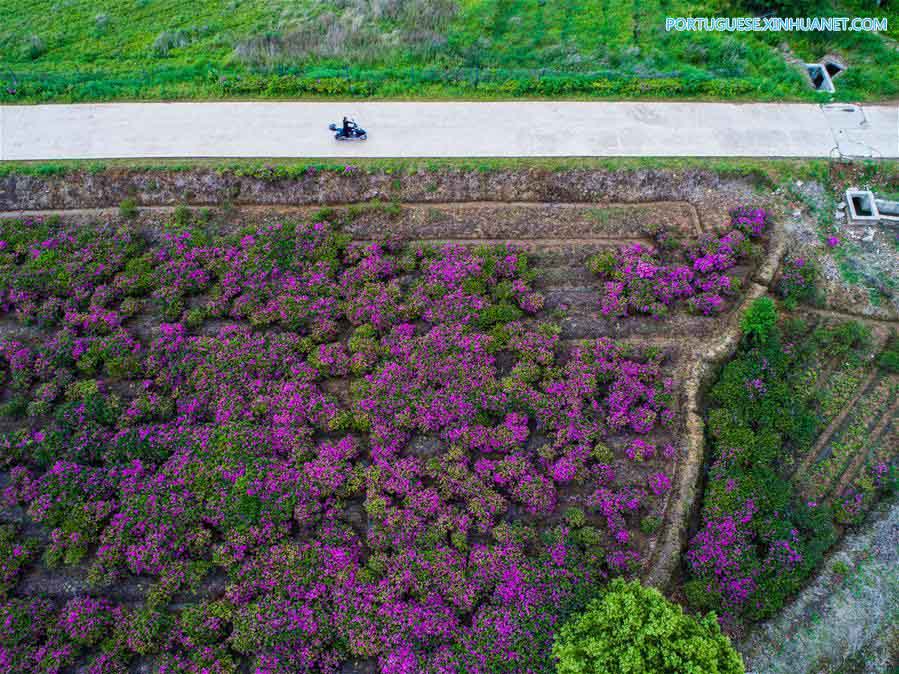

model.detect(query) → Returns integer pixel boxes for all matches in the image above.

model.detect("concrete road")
[1,101,897,160]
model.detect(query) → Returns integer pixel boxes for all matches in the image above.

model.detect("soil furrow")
[793,368,879,481]
[826,388,899,502]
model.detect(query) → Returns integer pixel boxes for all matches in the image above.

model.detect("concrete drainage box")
[845,189,879,223]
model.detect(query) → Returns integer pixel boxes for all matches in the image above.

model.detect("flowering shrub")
[588,209,766,318]
[0,216,679,672]
[59,597,122,646]
[775,253,819,310]
[0,525,35,598]
[647,472,671,496]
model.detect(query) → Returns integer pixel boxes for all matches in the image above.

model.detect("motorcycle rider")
[342,117,354,137]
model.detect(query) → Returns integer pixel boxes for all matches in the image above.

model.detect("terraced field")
[0,166,895,672]
[794,329,898,515]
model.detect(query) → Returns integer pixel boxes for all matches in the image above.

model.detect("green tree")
[552,579,744,674]
[740,296,777,344]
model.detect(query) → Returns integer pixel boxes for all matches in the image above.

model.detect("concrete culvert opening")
[808,65,825,88]
[852,194,874,217]
[806,64,835,92]
[824,60,845,78]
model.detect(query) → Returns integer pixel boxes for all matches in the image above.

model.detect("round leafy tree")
[552,578,744,674]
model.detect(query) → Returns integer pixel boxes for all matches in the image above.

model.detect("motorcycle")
[329,120,367,141]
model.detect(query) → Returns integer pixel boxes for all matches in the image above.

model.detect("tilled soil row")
[0,200,702,239]
[0,167,760,228]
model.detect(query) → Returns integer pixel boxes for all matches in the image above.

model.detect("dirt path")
[804,306,899,327]
[2,101,897,160]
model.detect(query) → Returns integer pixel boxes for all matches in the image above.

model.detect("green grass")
[1,0,896,103]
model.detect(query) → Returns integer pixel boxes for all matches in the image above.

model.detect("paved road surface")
[1,101,897,160]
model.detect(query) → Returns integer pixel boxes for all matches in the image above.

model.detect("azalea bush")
[775,253,819,310]
[552,578,744,674]
[588,208,766,319]
[0,216,680,673]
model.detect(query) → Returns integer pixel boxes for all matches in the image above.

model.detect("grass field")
[0,0,896,102]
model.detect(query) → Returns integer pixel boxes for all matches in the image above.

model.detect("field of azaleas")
[0,208,768,673]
